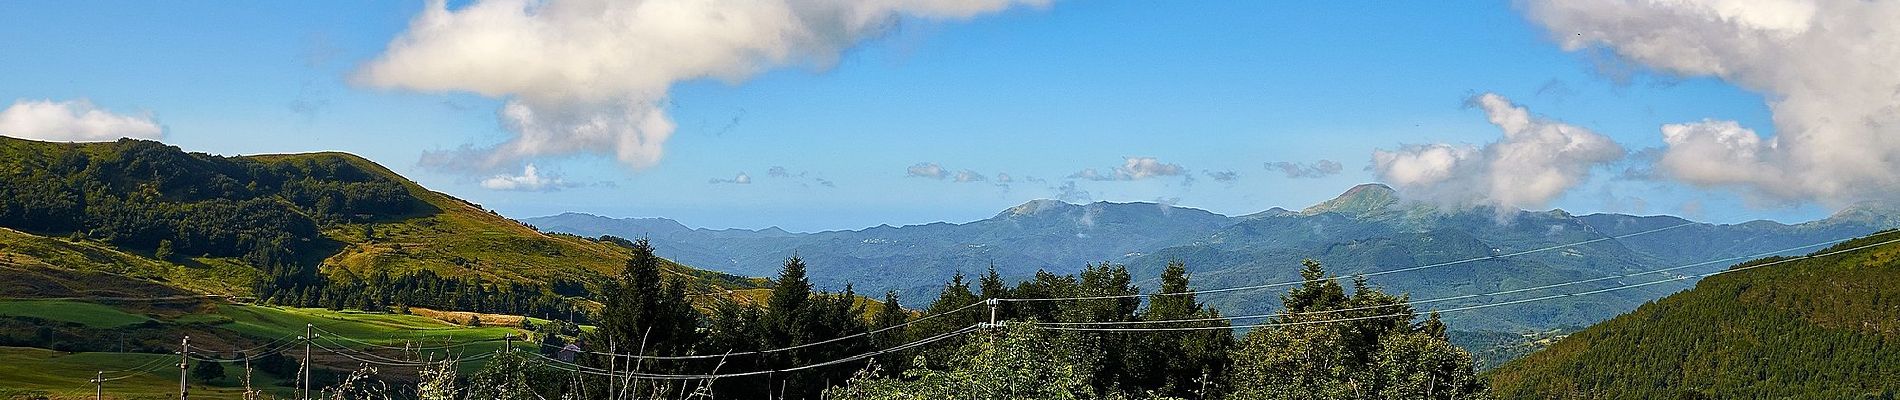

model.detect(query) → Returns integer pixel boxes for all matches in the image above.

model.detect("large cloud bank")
[1525,0,1900,205]
[0,99,162,142]
[1373,93,1624,210]
[358,0,1048,173]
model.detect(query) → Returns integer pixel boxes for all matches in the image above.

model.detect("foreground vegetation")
[313,239,1487,400]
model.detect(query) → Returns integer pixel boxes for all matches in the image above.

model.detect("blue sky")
[0,1,1852,232]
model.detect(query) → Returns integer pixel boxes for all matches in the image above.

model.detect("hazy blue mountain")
[526,200,1235,300]
[526,183,1896,332]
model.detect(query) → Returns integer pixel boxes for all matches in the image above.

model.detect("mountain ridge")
[0,137,764,304]
[529,183,1898,332]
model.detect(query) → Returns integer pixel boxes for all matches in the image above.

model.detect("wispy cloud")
[1070,157,1188,181]
[1264,160,1342,179]
[1054,181,1091,203]
[481,164,580,192]
[906,162,950,179]
[1204,169,1239,183]
[954,170,986,182]
[709,172,752,185]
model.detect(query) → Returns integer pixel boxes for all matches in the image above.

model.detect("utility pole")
[178,335,190,400]
[92,371,101,400]
[606,341,617,400]
[300,323,316,400]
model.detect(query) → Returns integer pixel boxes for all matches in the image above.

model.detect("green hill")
[1486,231,1900,399]
[0,136,763,306]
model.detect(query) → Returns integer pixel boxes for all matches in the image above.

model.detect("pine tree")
[1229,259,1485,399]
[872,290,913,371]
[597,238,700,359]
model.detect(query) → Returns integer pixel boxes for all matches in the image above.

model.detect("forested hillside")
[1487,231,1900,398]
[0,137,762,318]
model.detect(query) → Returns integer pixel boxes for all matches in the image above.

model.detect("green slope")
[1486,231,1900,399]
[0,136,762,301]
[0,300,515,399]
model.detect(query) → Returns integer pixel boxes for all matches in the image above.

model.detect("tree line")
[454,239,1490,400]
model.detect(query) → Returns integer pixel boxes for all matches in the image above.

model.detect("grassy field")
[0,300,150,328]
[211,305,520,349]
[0,228,259,298]
[0,301,530,399]
[0,347,297,400]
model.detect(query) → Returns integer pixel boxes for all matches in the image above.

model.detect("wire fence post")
[985,298,1001,329]
[92,370,102,400]
[244,350,256,400]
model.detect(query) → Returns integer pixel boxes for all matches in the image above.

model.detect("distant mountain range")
[527,183,1898,332]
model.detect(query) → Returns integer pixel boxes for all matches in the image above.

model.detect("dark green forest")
[1487,232,1900,399]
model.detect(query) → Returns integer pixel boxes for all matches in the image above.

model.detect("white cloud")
[0,99,162,142]
[709,172,752,184]
[1264,160,1343,179]
[1114,157,1185,180]
[359,0,1048,173]
[995,172,1014,183]
[1372,93,1625,210]
[953,169,986,182]
[1071,156,1188,181]
[481,164,579,191]
[1523,0,1900,205]
[906,162,949,179]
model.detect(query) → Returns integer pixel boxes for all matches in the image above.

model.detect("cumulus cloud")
[1523,0,1900,205]
[1371,93,1625,210]
[1071,157,1188,181]
[995,172,1014,183]
[954,169,986,182]
[357,0,1048,174]
[906,162,949,179]
[1264,160,1343,179]
[0,99,162,142]
[767,166,794,178]
[709,172,752,185]
[481,164,579,191]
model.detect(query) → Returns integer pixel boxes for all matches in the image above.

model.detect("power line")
[1033,234,1900,332]
[312,326,506,351]
[544,300,987,361]
[1002,222,1697,303]
[529,323,982,380]
[1041,232,1878,326]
